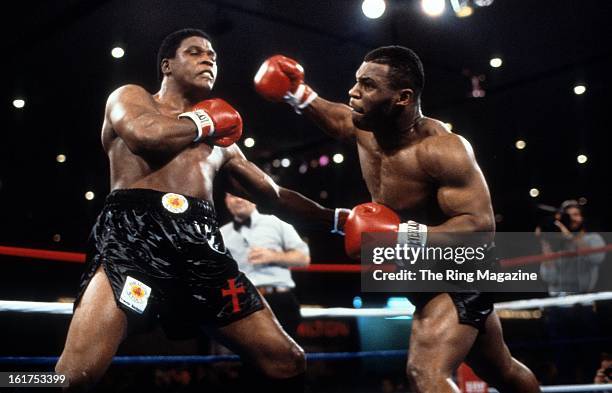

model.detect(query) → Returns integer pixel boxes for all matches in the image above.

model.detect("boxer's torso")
[355,118,462,225]
[102,94,225,202]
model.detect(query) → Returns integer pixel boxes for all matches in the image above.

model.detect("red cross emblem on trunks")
[222,278,245,313]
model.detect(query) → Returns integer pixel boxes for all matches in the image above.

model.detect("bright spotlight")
[489,57,502,68]
[13,99,25,109]
[111,47,125,59]
[573,85,586,95]
[577,154,588,164]
[529,188,540,198]
[515,140,526,150]
[362,0,386,19]
[422,0,445,16]
[244,137,255,148]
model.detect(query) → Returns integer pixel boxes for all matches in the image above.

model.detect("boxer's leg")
[205,298,305,392]
[466,311,541,393]
[407,293,479,393]
[55,266,128,392]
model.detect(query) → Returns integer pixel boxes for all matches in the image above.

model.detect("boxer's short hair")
[364,46,424,98]
[157,28,211,80]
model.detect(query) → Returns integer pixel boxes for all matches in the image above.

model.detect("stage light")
[474,0,494,6]
[362,0,386,19]
[13,99,25,109]
[281,158,291,168]
[319,155,330,167]
[56,154,67,163]
[422,0,445,17]
[272,159,281,168]
[515,140,526,150]
[353,296,363,308]
[577,154,588,164]
[529,188,539,198]
[489,57,502,68]
[450,0,472,17]
[111,47,125,59]
[299,163,308,174]
[85,191,95,200]
[333,153,344,164]
[573,85,586,95]
[445,122,453,131]
[244,137,255,148]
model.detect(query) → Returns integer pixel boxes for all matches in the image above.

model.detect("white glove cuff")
[179,109,215,142]
[398,220,428,247]
[331,208,351,236]
[284,84,318,114]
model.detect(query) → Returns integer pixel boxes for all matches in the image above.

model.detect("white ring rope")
[490,384,611,392]
[1,292,611,317]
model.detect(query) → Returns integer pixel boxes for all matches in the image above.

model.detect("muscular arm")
[420,134,495,244]
[106,84,197,157]
[302,97,357,141]
[220,145,335,229]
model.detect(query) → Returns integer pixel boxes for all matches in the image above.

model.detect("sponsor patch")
[161,193,189,213]
[119,276,151,314]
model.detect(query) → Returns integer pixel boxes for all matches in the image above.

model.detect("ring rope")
[1,292,611,317]
[2,243,610,270]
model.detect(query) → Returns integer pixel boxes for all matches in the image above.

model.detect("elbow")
[471,214,495,233]
[465,214,495,244]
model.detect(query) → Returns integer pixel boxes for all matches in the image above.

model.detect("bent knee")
[406,359,451,385]
[56,363,95,393]
[259,344,306,378]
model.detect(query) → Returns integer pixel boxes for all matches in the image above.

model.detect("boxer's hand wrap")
[178,109,215,142]
[398,220,428,247]
[179,99,243,147]
[331,208,351,236]
[284,83,318,114]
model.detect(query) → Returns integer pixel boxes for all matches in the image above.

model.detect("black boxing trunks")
[407,245,497,332]
[75,189,264,339]
[409,292,494,332]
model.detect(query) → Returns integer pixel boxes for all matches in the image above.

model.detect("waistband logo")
[161,193,189,214]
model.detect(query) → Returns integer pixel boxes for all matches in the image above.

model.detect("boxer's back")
[101,90,225,202]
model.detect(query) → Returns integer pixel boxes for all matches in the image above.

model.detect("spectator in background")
[539,200,606,296]
[221,193,310,338]
[594,353,612,384]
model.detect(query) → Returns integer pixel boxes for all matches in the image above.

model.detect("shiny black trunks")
[75,189,264,339]
[409,292,494,332]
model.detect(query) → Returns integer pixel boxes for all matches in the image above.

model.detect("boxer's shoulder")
[416,131,476,178]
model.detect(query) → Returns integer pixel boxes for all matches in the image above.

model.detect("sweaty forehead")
[355,61,390,80]
[179,36,214,51]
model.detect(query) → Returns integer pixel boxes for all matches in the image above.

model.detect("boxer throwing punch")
[255,48,541,393]
[55,29,339,392]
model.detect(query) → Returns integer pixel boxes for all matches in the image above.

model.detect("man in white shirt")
[221,193,310,338]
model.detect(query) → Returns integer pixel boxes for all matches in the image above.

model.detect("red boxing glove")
[344,203,401,259]
[253,55,318,113]
[179,99,243,147]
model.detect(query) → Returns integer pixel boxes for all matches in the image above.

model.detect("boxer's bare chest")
[356,134,438,218]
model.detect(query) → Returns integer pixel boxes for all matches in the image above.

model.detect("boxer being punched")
[55,29,336,392]
[255,47,541,392]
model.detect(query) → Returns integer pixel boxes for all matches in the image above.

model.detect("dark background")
[1,0,611,305]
